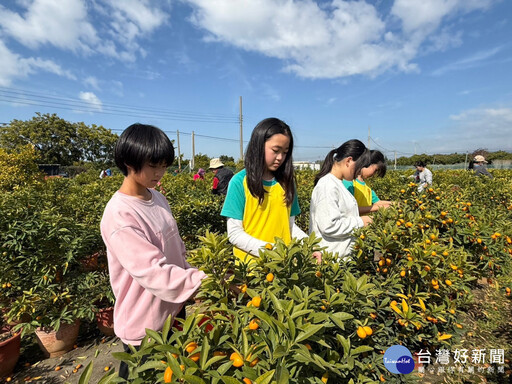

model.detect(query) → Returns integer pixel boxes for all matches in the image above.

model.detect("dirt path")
[3,326,123,384]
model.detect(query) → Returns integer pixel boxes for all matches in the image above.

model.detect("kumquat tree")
[1,142,511,383]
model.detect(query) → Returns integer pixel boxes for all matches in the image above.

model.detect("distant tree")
[0,113,118,166]
[193,153,211,171]
[219,155,234,163]
[219,155,236,168]
[394,150,511,166]
[488,150,512,161]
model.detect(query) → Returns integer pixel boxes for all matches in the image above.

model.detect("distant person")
[309,139,372,259]
[343,150,392,215]
[472,155,493,179]
[193,168,205,181]
[221,118,320,264]
[100,123,206,379]
[412,161,432,192]
[209,158,234,195]
[100,168,111,179]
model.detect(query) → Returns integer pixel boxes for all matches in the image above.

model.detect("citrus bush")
[0,145,42,192]
[92,233,390,383]
[85,169,512,383]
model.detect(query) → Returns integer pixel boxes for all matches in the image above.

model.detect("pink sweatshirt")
[100,189,206,345]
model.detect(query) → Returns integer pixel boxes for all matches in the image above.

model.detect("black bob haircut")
[414,160,427,168]
[115,123,175,176]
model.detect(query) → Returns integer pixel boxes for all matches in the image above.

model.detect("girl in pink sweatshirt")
[100,123,206,378]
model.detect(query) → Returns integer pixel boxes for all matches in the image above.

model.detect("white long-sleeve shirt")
[309,173,363,259]
[227,216,307,256]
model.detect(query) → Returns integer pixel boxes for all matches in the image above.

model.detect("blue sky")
[0,0,511,162]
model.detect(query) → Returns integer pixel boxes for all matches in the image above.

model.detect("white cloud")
[184,0,498,79]
[95,0,169,62]
[84,76,100,90]
[439,106,512,151]
[0,40,75,86]
[391,0,494,33]
[79,91,103,111]
[0,0,98,52]
[0,0,170,84]
[431,46,502,76]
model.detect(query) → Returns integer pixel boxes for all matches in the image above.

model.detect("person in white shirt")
[413,161,433,192]
[309,139,372,259]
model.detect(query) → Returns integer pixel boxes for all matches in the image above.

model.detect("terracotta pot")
[96,307,115,336]
[35,319,80,358]
[0,330,21,378]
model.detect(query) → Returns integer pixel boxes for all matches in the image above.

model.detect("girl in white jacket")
[310,139,372,259]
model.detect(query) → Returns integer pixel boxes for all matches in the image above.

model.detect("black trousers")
[118,306,187,380]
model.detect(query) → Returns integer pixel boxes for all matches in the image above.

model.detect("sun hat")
[209,158,224,169]
[473,155,487,163]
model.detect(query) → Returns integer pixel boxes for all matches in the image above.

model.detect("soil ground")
[3,283,511,384]
[2,323,123,384]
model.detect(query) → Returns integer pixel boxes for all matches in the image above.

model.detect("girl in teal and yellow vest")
[343,150,392,215]
[221,118,320,264]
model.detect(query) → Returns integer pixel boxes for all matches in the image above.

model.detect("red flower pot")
[96,307,115,336]
[0,329,21,378]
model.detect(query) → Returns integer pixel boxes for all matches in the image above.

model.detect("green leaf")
[183,375,207,384]
[295,324,323,343]
[200,335,210,368]
[255,370,275,384]
[215,361,233,376]
[112,352,135,362]
[350,346,374,356]
[276,365,290,384]
[97,371,118,384]
[78,361,93,384]
[145,329,163,345]
[329,312,353,330]
[136,360,167,372]
[273,345,288,358]
[203,355,229,370]
[267,290,283,312]
[287,316,296,340]
[161,315,172,340]
[336,335,350,359]
[290,309,312,319]
[182,314,195,335]
[220,377,242,384]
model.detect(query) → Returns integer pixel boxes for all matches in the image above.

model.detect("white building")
[293,161,320,171]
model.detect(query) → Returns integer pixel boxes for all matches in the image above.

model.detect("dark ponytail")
[314,139,370,186]
[314,149,337,186]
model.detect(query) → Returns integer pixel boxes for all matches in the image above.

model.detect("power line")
[0,86,239,124]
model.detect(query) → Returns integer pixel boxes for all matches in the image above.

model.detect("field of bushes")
[1,147,512,383]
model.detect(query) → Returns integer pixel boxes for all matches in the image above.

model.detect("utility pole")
[191,131,195,172]
[368,126,370,149]
[394,151,397,170]
[464,152,468,170]
[177,130,181,171]
[239,96,244,161]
